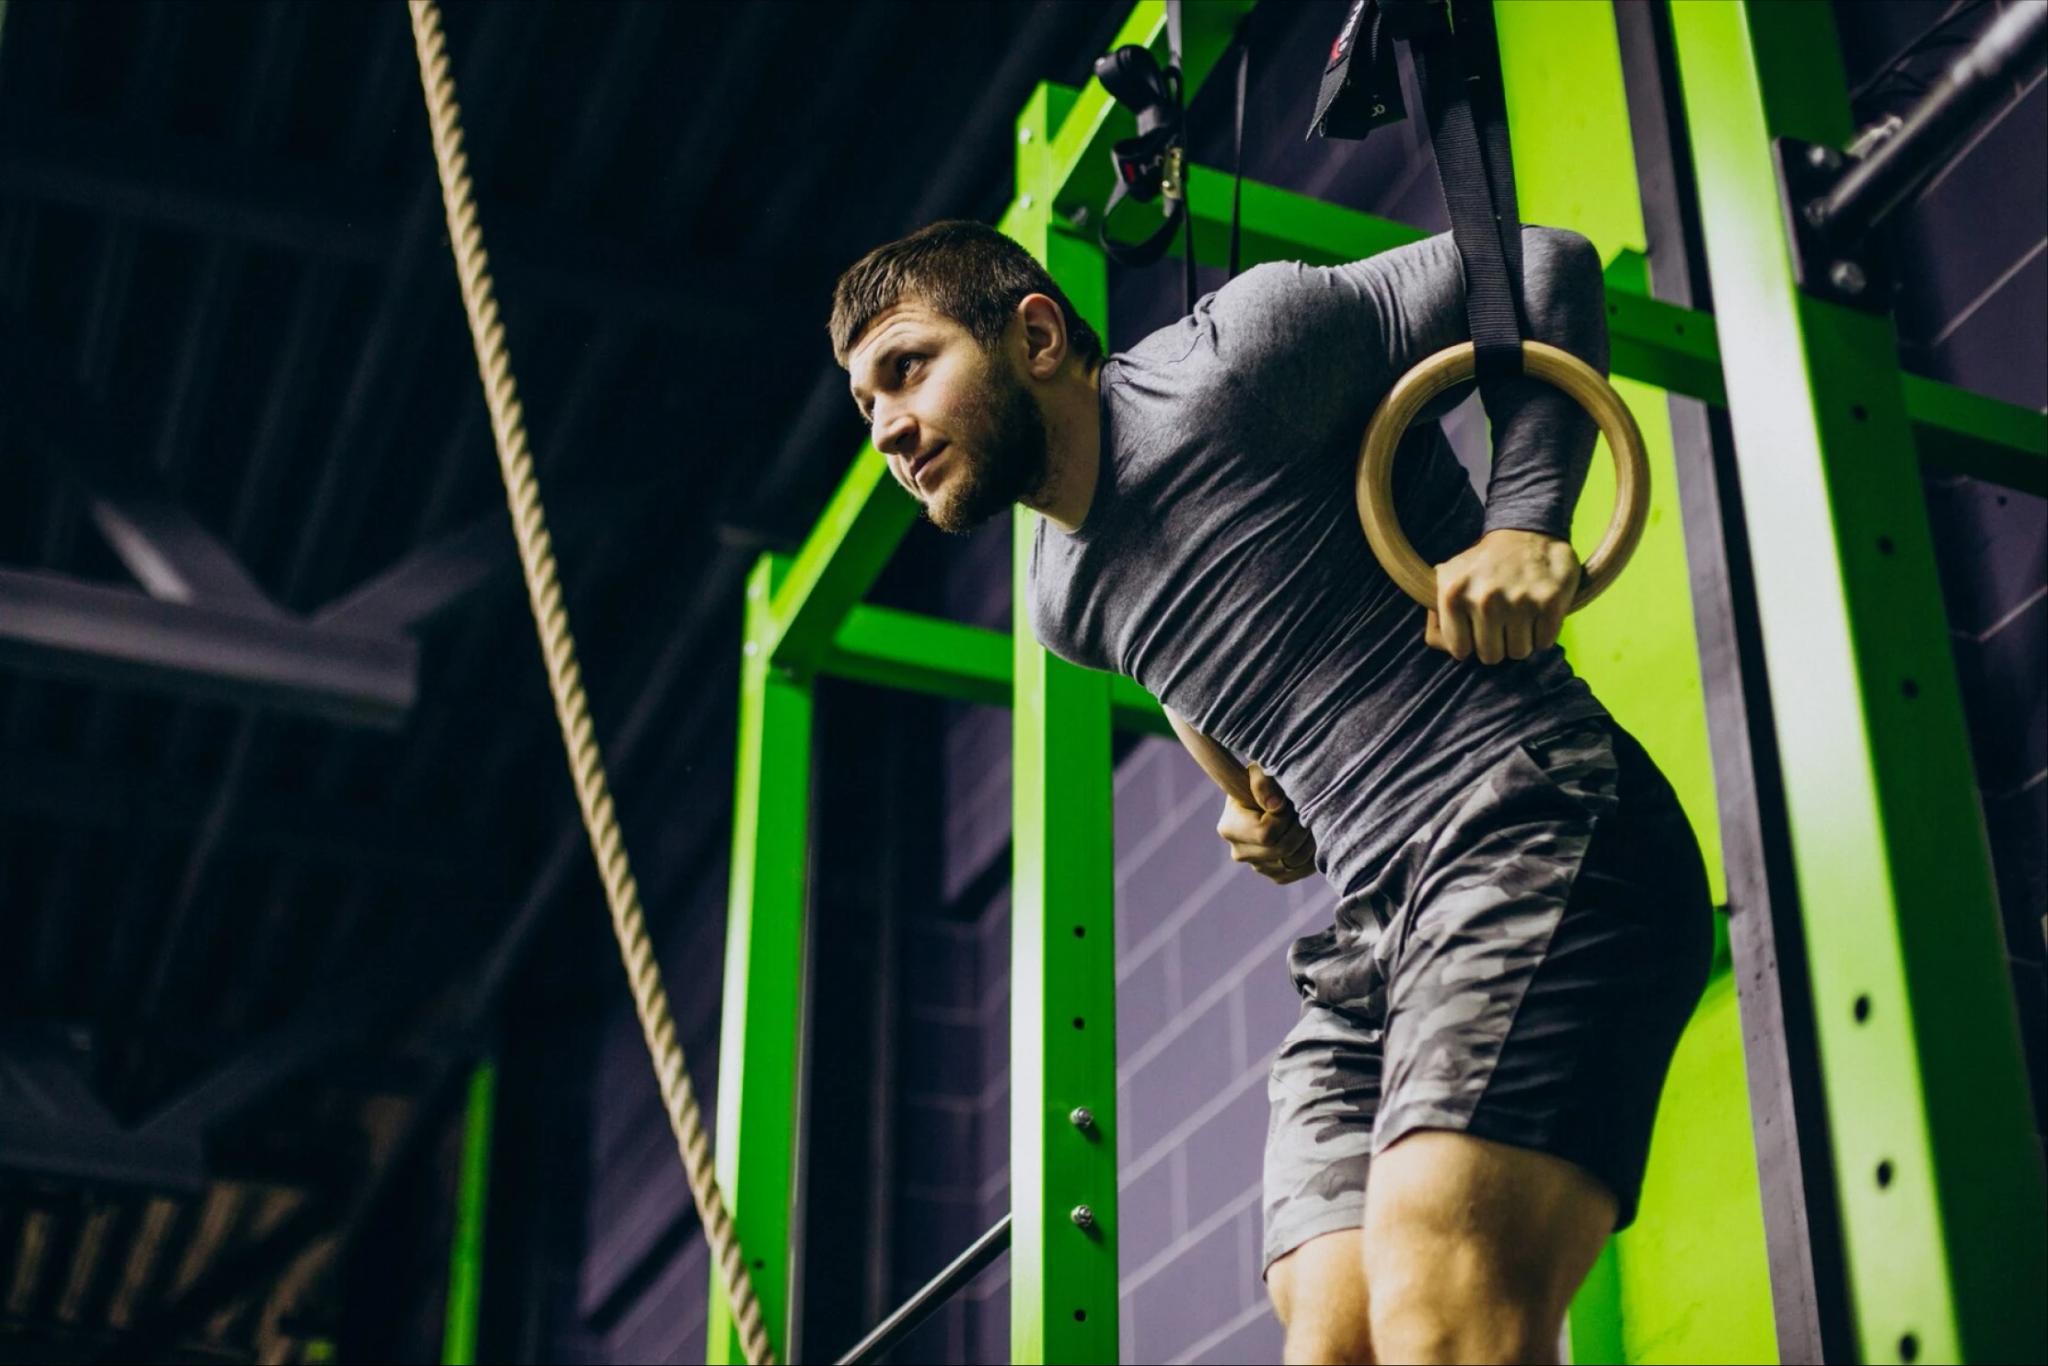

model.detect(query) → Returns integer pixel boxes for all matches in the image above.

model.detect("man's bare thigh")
[1363,1128,1616,1323]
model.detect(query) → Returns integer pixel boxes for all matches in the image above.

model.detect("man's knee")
[1360,1130,1612,1362]
[1365,1273,1554,1366]
[1361,1222,1555,1364]
[1267,1230,1375,1365]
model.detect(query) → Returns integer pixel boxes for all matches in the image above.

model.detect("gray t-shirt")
[1027,227,1613,913]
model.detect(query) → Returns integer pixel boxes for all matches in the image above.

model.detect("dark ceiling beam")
[0,743,486,887]
[0,313,282,619]
[121,0,432,1001]
[310,467,685,636]
[0,114,797,336]
[0,1034,206,1192]
[128,0,554,1046]
[78,463,279,619]
[0,568,416,730]
[309,509,512,638]
[0,117,387,260]
[0,933,442,1193]
[135,933,468,1141]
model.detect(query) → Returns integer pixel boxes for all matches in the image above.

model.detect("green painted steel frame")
[1667,4,2048,1361]
[440,1060,494,1366]
[711,1,2048,1361]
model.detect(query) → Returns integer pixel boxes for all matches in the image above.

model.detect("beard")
[922,352,1050,535]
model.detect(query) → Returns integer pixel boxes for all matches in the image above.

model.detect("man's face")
[847,301,1048,535]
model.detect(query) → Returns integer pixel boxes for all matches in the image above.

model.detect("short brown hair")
[828,219,1105,374]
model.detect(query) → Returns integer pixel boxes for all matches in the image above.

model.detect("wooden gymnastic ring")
[1353,340,1650,612]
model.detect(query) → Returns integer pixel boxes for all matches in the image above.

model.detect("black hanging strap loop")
[1229,30,1249,279]
[1094,1,1255,310]
[1309,0,1532,416]
[1404,0,1529,406]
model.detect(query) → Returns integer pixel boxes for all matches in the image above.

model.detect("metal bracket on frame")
[1771,136,1897,314]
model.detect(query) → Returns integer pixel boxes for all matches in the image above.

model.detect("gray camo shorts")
[1261,717,1715,1275]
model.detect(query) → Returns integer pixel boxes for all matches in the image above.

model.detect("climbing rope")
[404,5,775,1363]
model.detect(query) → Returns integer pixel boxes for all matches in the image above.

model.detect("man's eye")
[896,354,921,378]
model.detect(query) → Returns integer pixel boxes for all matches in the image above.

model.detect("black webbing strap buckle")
[1093,2,1256,313]
[1311,0,1532,414]
[1094,9,1193,314]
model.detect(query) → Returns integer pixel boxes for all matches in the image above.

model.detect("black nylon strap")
[1407,0,1529,415]
[1230,36,1248,279]
[1095,5,1254,306]
[1169,0,1195,314]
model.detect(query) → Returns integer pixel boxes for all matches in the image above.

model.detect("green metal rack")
[703,2,2048,1362]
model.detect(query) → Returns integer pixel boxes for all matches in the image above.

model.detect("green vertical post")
[1491,3,1775,1361]
[1007,80,1121,1366]
[1668,4,2047,1362]
[442,1060,495,1366]
[707,553,811,1365]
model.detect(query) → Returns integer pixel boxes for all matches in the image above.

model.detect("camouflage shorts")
[1261,718,1715,1275]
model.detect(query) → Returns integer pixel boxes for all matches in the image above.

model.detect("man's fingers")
[1246,762,1289,813]
[1437,591,1474,660]
[1475,621,1504,664]
[1230,826,1315,872]
[1251,857,1305,884]
[1503,612,1535,661]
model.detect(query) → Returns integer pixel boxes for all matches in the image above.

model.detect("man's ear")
[1015,293,1069,378]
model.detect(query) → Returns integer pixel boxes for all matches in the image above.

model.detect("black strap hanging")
[1311,0,1531,419]
[1094,1,1254,315]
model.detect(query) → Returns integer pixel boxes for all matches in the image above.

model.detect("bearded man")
[831,220,1712,1366]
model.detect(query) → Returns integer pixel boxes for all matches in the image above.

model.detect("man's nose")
[875,411,918,458]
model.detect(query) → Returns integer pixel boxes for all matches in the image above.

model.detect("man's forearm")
[1163,705,1258,811]
[1479,229,1610,541]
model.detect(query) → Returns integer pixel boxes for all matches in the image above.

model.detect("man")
[831,220,1713,1365]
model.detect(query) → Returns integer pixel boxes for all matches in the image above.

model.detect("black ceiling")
[0,1,1134,1358]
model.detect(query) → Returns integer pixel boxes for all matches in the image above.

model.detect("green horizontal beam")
[1092,152,1427,269]
[764,553,1170,735]
[1605,277,2044,494]
[765,442,916,680]
[1902,371,2047,494]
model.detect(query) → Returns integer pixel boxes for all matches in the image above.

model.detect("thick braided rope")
[405,6,774,1363]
